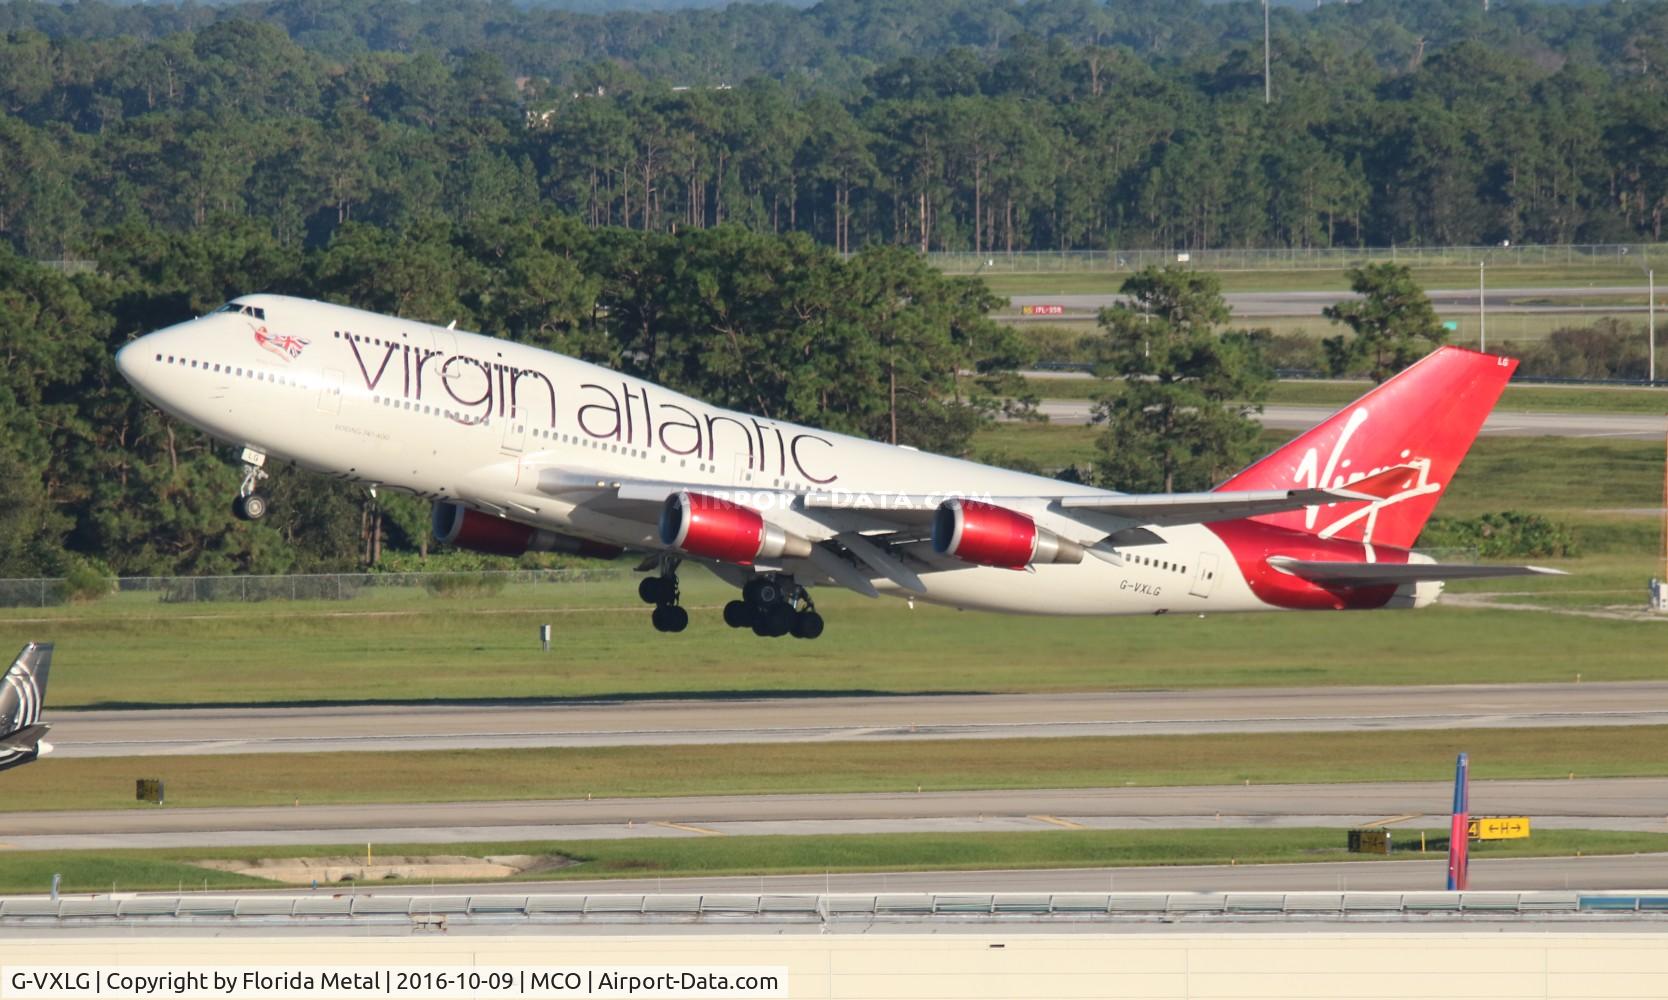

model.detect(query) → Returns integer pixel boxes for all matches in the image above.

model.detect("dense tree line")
[3,0,1668,260]
[1,218,1025,580]
[2,0,1662,581]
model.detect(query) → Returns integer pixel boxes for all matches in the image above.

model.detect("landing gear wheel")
[232,493,269,521]
[723,600,754,629]
[645,557,685,634]
[638,576,666,605]
[752,603,794,638]
[651,604,688,633]
[791,611,824,640]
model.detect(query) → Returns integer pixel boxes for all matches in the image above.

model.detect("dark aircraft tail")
[0,643,54,771]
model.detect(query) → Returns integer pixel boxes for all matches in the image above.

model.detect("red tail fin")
[1217,347,1516,550]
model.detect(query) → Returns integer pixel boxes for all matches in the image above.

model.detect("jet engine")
[932,498,1084,570]
[431,502,623,559]
[660,491,812,565]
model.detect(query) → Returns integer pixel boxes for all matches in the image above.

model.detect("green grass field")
[982,264,1654,297]
[6,580,1665,709]
[3,828,1663,896]
[4,727,1666,812]
[1020,377,1668,415]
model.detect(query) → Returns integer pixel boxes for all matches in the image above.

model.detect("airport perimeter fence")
[0,568,633,609]
[930,243,1663,274]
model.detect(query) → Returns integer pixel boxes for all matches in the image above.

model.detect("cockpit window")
[215,301,267,320]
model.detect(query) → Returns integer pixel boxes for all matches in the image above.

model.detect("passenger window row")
[157,354,296,386]
[1122,551,1192,576]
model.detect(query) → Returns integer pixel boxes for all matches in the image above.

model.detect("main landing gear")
[638,557,689,633]
[637,565,824,639]
[726,575,824,640]
[231,447,271,521]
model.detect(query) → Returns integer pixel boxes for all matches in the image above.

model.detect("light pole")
[1263,0,1271,105]
[1650,268,1656,385]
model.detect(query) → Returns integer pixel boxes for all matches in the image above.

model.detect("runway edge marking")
[1029,815,1088,830]
[653,821,727,836]
[1361,813,1424,828]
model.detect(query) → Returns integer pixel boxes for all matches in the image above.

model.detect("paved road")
[8,778,1665,851]
[1011,286,1654,319]
[1034,399,1666,438]
[46,682,1668,758]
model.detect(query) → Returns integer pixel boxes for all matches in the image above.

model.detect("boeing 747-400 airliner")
[116,295,1558,639]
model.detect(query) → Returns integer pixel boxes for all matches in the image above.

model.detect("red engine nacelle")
[932,498,1084,570]
[431,502,623,559]
[659,492,811,565]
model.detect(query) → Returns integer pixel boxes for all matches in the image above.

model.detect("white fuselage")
[115,294,1305,616]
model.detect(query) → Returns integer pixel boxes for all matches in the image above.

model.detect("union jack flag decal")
[253,326,309,361]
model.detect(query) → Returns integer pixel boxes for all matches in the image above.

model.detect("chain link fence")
[931,243,1662,274]
[0,568,632,609]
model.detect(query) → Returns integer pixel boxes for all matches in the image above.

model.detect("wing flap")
[1267,558,1567,587]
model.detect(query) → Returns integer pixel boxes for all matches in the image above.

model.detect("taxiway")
[45,682,1668,758]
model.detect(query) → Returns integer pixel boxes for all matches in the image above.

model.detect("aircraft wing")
[538,467,1384,536]
[1267,558,1568,587]
[528,463,1428,601]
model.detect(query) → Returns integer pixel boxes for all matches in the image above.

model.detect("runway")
[1011,286,1653,319]
[1035,399,1666,437]
[8,777,1666,851]
[44,682,1668,758]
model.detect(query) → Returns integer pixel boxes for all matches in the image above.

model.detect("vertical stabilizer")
[1447,752,1470,891]
[1217,348,1516,550]
[0,643,54,771]
[0,642,52,738]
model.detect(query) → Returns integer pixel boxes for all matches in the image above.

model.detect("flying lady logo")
[253,326,309,362]
[1294,405,1442,543]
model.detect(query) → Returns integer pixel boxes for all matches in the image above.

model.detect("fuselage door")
[1189,551,1219,598]
[318,369,343,415]
[730,450,754,487]
[501,413,527,454]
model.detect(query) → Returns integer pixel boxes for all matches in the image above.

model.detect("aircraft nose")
[114,340,146,391]
[115,333,169,400]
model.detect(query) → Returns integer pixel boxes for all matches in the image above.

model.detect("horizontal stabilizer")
[1267,558,1567,587]
[0,723,49,752]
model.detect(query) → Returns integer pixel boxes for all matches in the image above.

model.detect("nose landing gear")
[231,447,271,521]
[639,557,688,633]
[727,575,823,639]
